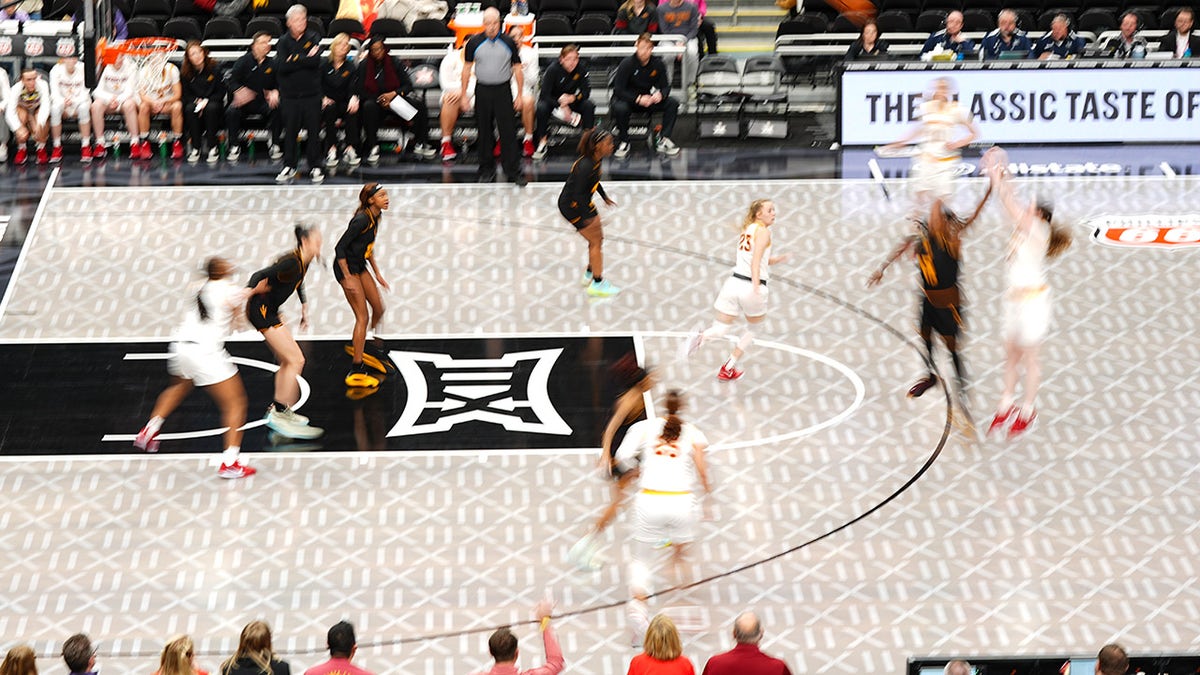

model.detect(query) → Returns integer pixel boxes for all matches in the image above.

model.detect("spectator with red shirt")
[304,622,374,675]
[628,615,694,675]
[615,0,658,35]
[701,612,792,675]
[474,600,563,675]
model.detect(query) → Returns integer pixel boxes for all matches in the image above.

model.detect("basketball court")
[0,168,1198,673]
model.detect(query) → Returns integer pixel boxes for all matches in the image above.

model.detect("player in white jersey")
[6,67,51,165]
[615,390,711,587]
[881,77,979,210]
[982,147,1072,440]
[681,199,790,381]
[135,60,184,159]
[89,53,141,159]
[49,56,93,163]
[134,257,270,479]
[0,68,10,162]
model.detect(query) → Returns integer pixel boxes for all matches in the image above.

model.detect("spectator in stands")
[321,33,363,168]
[701,612,790,675]
[0,68,9,163]
[509,25,539,158]
[919,10,975,59]
[1097,644,1128,675]
[0,0,41,20]
[359,35,436,163]
[696,0,718,58]
[181,41,226,164]
[462,7,526,185]
[981,9,1030,60]
[225,32,282,163]
[615,0,658,35]
[628,614,693,675]
[49,55,93,163]
[304,621,373,675]
[152,635,208,675]
[62,634,97,675]
[656,0,701,92]
[944,661,972,675]
[845,20,888,60]
[89,52,140,160]
[533,43,595,160]
[1103,11,1148,58]
[275,4,326,183]
[1032,14,1085,60]
[134,50,185,160]
[220,621,290,675]
[437,45,471,161]
[0,645,37,675]
[611,33,681,159]
[1160,8,1199,58]
[6,67,51,165]
[475,600,561,675]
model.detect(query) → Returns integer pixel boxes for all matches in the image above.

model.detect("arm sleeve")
[227,56,247,90]
[334,216,362,260]
[36,80,51,125]
[463,35,478,63]
[685,5,700,39]
[537,63,557,104]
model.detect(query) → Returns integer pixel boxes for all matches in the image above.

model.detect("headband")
[365,183,385,198]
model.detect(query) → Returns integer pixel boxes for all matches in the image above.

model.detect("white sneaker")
[206,147,220,164]
[679,327,704,359]
[532,140,548,160]
[310,167,324,183]
[268,143,283,160]
[614,141,630,159]
[325,146,339,168]
[656,136,681,156]
[226,145,241,161]
[275,166,297,183]
[186,147,201,163]
[344,146,360,166]
[579,269,593,287]
[567,533,602,571]
[366,145,381,164]
[264,407,323,439]
[412,143,436,159]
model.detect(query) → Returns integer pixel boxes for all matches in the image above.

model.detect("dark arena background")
[1,2,1200,673]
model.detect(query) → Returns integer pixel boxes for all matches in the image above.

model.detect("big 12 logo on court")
[1090,215,1200,249]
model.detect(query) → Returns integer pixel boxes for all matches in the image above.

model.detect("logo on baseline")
[1089,214,1200,249]
[388,348,571,437]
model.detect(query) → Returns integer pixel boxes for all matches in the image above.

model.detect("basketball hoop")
[99,36,179,69]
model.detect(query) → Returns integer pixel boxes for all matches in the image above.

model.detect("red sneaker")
[133,426,160,453]
[493,142,501,158]
[987,406,1017,436]
[717,364,743,381]
[523,138,535,157]
[13,147,27,164]
[170,140,183,160]
[50,145,63,163]
[440,139,457,161]
[907,375,938,398]
[1007,410,1036,439]
[93,142,107,159]
[81,144,93,163]
[140,140,152,159]
[218,462,257,479]
[36,147,49,164]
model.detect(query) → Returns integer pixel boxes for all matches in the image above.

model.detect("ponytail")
[577,127,612,159]
[1047,222,1072,259]
[660,390,683,443]
[196,257,230,322]
[294,223,312,248]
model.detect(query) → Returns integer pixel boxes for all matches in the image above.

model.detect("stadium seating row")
[780,4,1193,36]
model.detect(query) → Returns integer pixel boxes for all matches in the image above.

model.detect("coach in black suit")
[1159,8,1200,58]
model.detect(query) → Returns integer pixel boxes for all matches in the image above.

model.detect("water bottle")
[1132,43,1145,59]
[516,0,527,15]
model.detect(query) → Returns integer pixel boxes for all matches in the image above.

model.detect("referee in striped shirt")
[462,8,527,187]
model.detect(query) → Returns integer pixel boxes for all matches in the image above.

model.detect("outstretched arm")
[867,236,917,287]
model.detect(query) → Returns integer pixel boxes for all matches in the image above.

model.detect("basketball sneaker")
[1008,410,1036,439]
[268,143,283,160]
[613,141,630,159]
[440,140,456,161]
[81,144,93,163]
[264,406,322,439]
[226,145,241,161]
[217,462,257,479]
[137,140,152,159]
[170,140,184,160]
[187,147,201,163]
[344,363,381,388]
[523,138,535,157]
[717,363,743,381]
[566,533,602,571]
[679,327,704,359]
[50,145,63,163]
[13,147,26,165]
[344,146,360,166]
[325,146,339,167]
[532,140,548,160]
[586,278,621,297]
[580,269,593,287]
[987,406,1017,436]
[93,142,107,159]
[907,374,938,398]
[275,166,297,183]
[207,147,220,164]
[133,426,160,453]
[36,147,49,164]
